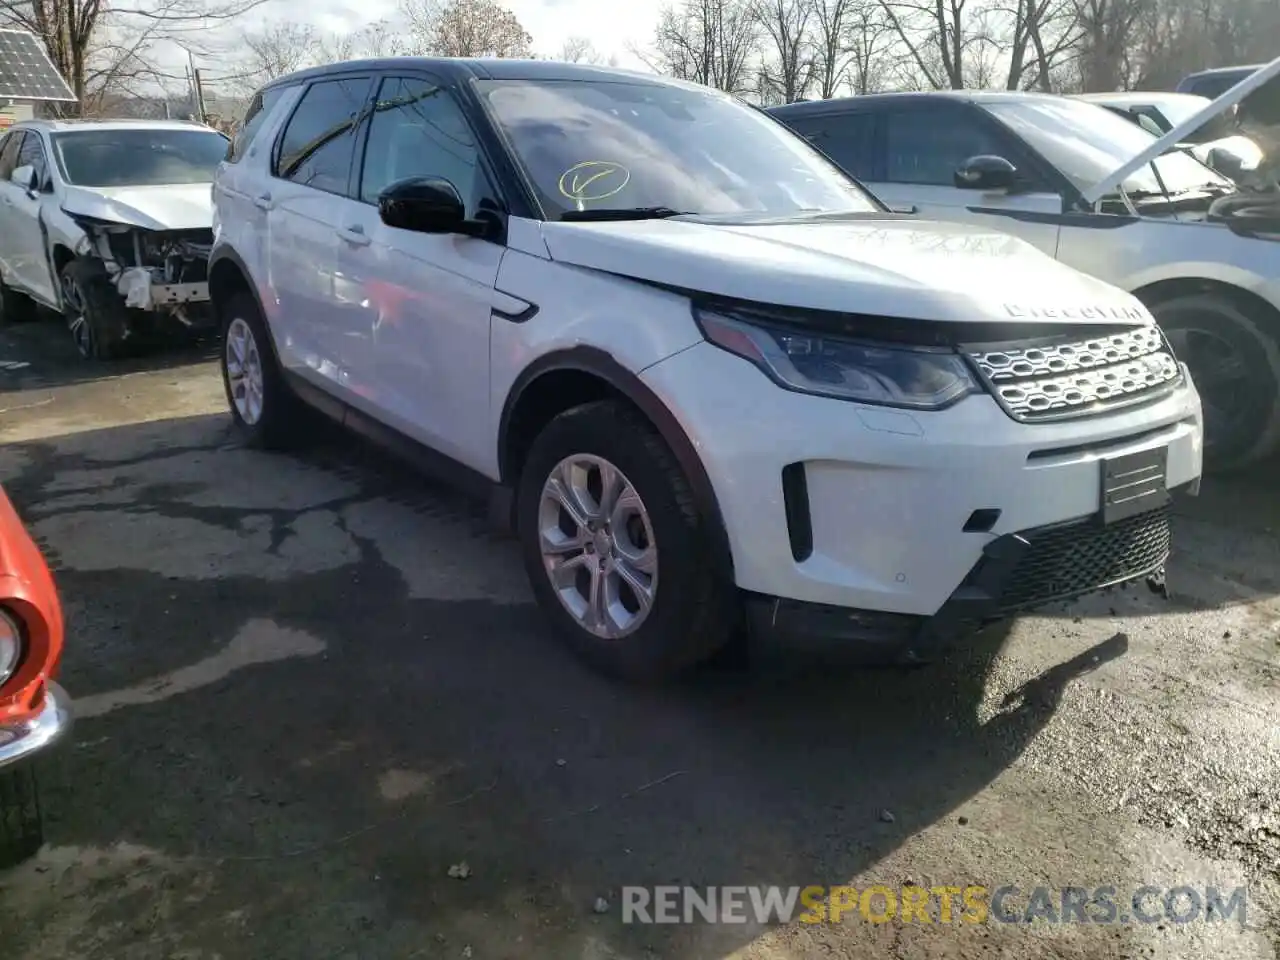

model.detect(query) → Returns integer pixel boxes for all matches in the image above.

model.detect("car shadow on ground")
[0,412,1155,959]
[0,316,218,394]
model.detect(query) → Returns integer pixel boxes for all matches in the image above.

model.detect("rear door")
[264,73,375,394]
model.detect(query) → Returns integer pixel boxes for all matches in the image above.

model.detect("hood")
[60,183,213,231]
[1081,54,1280,205]
[540,215,1152,327]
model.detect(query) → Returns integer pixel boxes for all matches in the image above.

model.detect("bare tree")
[877,0,995,89]
[842,1,895,93]
[640,0,760,94]
[401,0,533,58]
[241,21,318,85]
[0,0,271,115]
[754,0,816,103]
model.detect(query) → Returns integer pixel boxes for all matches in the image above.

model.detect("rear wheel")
[219,290,302,449]
[1153,292,1280,472]
[517,400,736,682]
[60,258,129,360]
[0,765,43,868]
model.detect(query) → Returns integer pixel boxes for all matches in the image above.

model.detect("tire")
[1152,292,1280,472]
[218,289,302,449]
[0,765,44,868]
[60,258,129,360]
[516,399,737,682]
[0,275,39,325]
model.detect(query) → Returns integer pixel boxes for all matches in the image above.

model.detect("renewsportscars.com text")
[620,885,1248,926]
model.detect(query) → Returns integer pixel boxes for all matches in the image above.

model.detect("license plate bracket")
[1100,446,1169,525]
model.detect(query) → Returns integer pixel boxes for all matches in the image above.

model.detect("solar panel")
[0,29,76,102]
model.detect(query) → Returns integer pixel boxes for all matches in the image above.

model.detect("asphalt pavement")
[0,320,1276,960]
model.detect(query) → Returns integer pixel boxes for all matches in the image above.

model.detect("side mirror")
[10,164,36,193]
[378,176,468,234]
[954,155,1018,192]
[1207,146,1245,177]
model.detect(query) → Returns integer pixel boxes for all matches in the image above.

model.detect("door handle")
[337,225,371,247]
[888,203,917,215]
[253,192,272,211]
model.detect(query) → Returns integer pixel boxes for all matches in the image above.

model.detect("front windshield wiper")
[559,207,696,222]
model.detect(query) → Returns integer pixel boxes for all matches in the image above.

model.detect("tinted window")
[0,131,22,180]
[476,78,877,220]
[16,131,47,185]
[229,85,289,163]
[884,107,1004,186]
[359,77,483,211]
[274,77,371,195]
[1188,75,1243,100]
[51,129,229,186]
[785,112,878,180]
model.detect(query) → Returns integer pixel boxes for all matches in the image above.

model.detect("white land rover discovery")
[210,59,1203,680]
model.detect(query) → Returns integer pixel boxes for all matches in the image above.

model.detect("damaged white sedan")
[0,118,227,359]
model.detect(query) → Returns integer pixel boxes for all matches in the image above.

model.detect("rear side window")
[0,131,22,180]
[883,107,1004,186]
[272,77,372,195]
[786,112,879,181]
[227,85,288,163]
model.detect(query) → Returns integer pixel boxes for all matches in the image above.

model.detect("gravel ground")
[0,322,1276,960]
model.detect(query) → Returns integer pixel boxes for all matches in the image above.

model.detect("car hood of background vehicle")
[540,216,1150,324]
[61,183,213,231]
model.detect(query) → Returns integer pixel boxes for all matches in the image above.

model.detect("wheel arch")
[208,247,284,366]
[1132,276,1280,324]
[499,346,735,579]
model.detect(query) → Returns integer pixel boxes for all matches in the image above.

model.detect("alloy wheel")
[62,274,91,358]
[538,454,658,639]
[225,316,265,426]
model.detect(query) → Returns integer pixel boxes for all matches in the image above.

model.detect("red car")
[0,484,72,865]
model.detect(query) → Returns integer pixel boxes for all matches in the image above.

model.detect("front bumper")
[641,341,1203,623]
[0,683,72,770]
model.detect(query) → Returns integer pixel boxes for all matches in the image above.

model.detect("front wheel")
[60,259,130,361]
[1153,293,1280,472]
[0,765,43,867]
[517,400,736,682]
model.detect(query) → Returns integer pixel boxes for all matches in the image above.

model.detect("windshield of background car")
[51,129,229,187]
[984,98,1233,197]
[473,77,879,219]
[1145,96,1236,142]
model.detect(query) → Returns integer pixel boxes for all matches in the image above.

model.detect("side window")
[273,77,372,195]
[883,107,1005,187]
[0,132,22,180]
[16,132,47,186]
[228,85,289,163]
[787,112,878,181]
[358,76,485,212]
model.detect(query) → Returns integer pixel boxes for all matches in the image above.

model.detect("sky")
[164,0,666,94]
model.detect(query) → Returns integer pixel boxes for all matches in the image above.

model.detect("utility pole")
[192,68,207,122]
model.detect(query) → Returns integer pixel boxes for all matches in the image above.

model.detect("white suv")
[210,59,1204,680]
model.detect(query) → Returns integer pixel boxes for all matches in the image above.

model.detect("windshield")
[1145,96,1236,143]
[474,78,879,220]
[984,98,1232,198]
[51,128,229,187]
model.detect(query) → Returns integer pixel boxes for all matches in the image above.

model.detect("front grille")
[967,325,1182,422]
[998,506,1171,613]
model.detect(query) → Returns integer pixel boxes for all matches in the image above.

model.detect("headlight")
[694,307,981,409]
[0,608,22,687]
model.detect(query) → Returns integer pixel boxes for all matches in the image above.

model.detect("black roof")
[767,89,1061,117]
[1180,64,1263,81]
[264,57,686,91]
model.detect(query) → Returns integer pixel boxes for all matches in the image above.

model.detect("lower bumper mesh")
[998,506,1171,613]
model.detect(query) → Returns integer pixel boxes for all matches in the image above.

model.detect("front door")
[868,103,1064,259]
[0,132,57,306]
[263,74,374,396]
[338,73,504,470]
